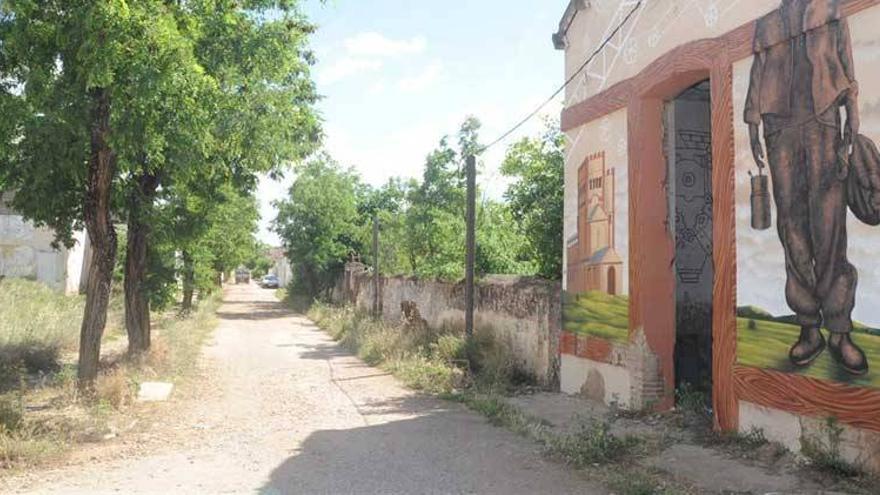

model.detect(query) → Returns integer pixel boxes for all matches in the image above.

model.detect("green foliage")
[243,242,273,279]
[546,420,638,467]
[0,279,84,388]
[0,0,320,317]
[305,302,519,394]
[0,395,23,433]
[475,200,536,277]
[274,116,561,284]
[500,120,565,279]
[274,155,363,297]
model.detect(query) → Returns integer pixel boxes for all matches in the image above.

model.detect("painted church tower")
[567,152,624,295]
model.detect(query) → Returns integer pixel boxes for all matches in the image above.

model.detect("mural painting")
[564,150,629,345]
[736,0,880,388]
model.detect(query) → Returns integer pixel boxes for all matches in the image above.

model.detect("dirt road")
[6,284,602,494]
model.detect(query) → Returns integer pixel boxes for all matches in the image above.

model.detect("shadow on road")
[295,342,352,361]
[258,397,580,495]
[216,300,297,321]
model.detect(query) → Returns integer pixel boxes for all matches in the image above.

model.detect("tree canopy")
[274,117,565,299]
[0,0,321,389]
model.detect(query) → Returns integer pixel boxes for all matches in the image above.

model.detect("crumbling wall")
[336,265,561,388]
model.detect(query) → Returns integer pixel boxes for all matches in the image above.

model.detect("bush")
[95,369,134,410]
[546,420,637,467]
[432,334,468,362]
[0,430,60,468]
[801,417,864,478]
[0,395,23,432]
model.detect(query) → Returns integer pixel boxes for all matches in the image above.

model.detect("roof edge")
[553,0,590,50]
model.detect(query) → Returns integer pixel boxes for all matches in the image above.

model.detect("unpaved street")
[6,284,602,494]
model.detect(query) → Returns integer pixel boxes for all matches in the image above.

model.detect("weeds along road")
[7,283,604,495]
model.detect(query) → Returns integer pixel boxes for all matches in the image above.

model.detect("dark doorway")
[667,80,714,405]
[607,266,616,295]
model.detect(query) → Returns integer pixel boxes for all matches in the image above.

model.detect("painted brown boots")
[789,327,868,376]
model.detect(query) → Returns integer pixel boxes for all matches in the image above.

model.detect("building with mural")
[555,0,880,470]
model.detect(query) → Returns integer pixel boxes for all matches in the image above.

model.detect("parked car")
[235,268,250,284]
[261,274,279,289]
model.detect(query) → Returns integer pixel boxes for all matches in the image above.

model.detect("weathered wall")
[0,194,87,294]
[337,265,561,388]
[560,0,776,108]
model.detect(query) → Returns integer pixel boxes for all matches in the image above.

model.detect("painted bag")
[847,134,880,226]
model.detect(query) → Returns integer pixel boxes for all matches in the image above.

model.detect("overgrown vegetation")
[307,302,502,394]
[0,279,126,392]
[800,417,865,478]
[0,282,220,469]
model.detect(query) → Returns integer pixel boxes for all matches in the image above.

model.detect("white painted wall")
[0,212,87,294]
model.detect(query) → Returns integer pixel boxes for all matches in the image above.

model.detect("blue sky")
[257,1,565,245]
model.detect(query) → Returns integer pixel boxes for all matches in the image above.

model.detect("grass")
[0,279,83,390]
[0,279,127,391]
[0,279,221,469]
[563,291,629,344]
[736,317,880,388]
[307,302,481,394]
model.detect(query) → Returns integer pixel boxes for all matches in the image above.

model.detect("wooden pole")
[465,155,476,339]
[372,214,380,317]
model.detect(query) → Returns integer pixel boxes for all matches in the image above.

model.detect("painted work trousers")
[765,118,857,333]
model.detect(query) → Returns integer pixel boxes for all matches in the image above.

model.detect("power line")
[478,0,643,155]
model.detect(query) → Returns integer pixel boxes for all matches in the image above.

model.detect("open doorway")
[666,80,714,405]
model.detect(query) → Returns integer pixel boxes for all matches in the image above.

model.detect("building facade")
[556,0,880,469]
[0,193,89,294]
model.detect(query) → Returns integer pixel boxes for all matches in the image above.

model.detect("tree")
[500,121,565,279]
[403,117,482,279]
[475,200,535,277]
[246,242,274,280]
[274,155,362,298]
[120,0,320,355]
[0,1,202,388]
[0,0,320,389]
[355,177,413,276]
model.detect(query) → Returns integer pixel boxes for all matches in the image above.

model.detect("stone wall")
[337,263,561,388]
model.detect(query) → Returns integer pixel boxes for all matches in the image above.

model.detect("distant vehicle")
[261,274,279,289]
[235,268,250,284]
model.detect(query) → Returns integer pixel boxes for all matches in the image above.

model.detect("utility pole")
[372,214,380,317]
[464,155,476,339]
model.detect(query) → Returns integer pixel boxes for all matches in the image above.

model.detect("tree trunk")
[78,87,118,392]
[181,250,195,312]
[124,172,159,356]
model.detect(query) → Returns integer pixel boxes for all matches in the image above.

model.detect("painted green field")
[737,317,880,389]
[563,291,629,345]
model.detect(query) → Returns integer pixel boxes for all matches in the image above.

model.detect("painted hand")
[748,124,765,170]
[845,97,860,156]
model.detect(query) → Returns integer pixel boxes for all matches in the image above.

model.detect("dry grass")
[0,282,220,470]
[306,302,516,394]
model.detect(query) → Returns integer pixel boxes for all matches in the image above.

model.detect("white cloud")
[343,32,427,57]
[318,57,383,85]
[398,62,443,92]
